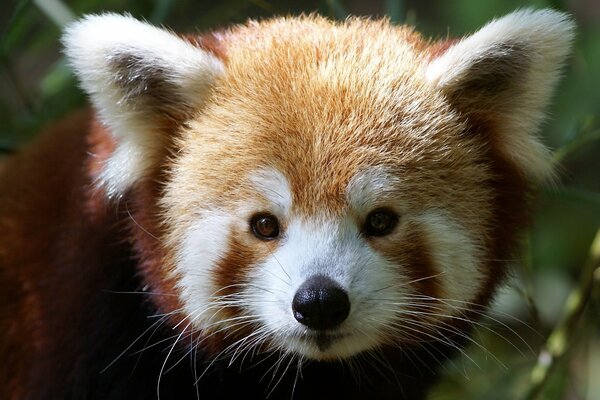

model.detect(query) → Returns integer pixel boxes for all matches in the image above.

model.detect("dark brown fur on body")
[0,110,138,399]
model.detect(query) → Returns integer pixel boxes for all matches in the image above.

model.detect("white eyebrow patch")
[249,168,293,214]
[346,167,399,213]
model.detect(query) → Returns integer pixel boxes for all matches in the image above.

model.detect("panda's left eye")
[363,209,398,237]
[250,213,280,240]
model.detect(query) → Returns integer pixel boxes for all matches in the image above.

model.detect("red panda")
[0,9,574,400]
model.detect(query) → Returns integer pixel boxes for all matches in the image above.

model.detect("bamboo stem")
[522,228,600,400]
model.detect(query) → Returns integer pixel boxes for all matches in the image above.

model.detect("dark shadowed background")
[1,0,599,399]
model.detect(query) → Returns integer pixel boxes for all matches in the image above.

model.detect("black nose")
[292,275,350,330]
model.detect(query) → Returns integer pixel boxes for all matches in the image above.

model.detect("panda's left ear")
[426,9,575,182]
[63,13,224,198]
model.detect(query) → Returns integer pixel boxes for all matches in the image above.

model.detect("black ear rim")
[109,52,182,107]
[444,42,531,110]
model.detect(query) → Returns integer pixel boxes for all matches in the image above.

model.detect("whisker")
[103,289,179,297]
[157,320,193,400]
[260,243,292,285]
[101,316,167,374]
[266,354,295,398]
[126,203,160,241]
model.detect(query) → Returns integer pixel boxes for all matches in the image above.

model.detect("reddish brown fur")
[183,31,230,62]
[426,38,459,60]
[84,116,186,324]
[0,12,566,400]
[469,117,532,311]
[0,111,129,398]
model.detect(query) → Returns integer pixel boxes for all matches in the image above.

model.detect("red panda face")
[63,11,574,362]
[161,37,493,359]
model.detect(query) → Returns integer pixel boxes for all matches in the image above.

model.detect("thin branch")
[553,129,600,163]
[522,228,600,400]
[519,234,542,330]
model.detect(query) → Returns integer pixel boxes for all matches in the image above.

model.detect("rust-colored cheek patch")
[378,226,443,300]
[403,234,443,299]
[207,232,275,350]
[212,231,272,303]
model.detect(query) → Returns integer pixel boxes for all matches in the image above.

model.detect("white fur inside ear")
[63,13,224,196]
[426,9,574,89]
[426,9,575,182]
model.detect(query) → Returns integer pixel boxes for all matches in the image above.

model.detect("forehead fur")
[170,15,487,218]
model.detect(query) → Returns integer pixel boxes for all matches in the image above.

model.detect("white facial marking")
[346,167,399,214]
[176,211,232,327]
[249,168,293,216]
[414,211,483,305]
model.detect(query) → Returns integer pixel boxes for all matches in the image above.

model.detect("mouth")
[296,331,349,356]
[277,326,381,361]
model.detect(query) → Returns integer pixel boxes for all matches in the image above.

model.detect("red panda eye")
[250,214,280,240]
[364,209,398,237]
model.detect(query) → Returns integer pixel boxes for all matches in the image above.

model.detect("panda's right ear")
[63,14,224,198]
[425,9,574,183]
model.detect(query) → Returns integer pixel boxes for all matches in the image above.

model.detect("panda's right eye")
[363,208,398,237]
[250,214,280,240]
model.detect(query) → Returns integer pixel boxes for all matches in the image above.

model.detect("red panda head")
[63,10,573,361]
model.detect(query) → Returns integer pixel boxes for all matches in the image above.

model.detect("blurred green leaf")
[545,187,600,206]
[149,0,173,24]
[384,0,404,24]
[553,129,600,163]
[40,58,72,98]
[1,0,33,56]
[324,0,347,20]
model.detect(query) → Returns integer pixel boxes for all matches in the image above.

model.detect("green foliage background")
[1,0,599,399]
